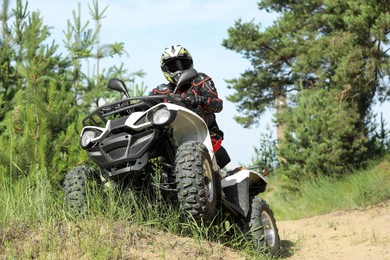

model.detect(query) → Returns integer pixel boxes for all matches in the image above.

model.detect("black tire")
[63,165,94,213]
[247,197,280,255]
[175,141,218,223]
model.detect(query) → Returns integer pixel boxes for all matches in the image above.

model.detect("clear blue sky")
[26,0,390,168]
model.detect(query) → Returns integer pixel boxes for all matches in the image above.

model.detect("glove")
[186,96,208,107]
[168,93,182,102]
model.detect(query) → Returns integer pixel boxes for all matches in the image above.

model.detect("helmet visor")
[165,58,192,73]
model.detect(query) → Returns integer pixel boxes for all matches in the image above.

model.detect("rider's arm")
[149,84,174,104]
[194,76,223,113]
[150,84,171,95]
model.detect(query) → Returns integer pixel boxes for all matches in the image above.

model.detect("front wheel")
[63,165,95,213]
[175,141,218,223]
[246,197,280,255]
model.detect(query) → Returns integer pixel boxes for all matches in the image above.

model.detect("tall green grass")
[0,170,272,259]
[264,156,390,220]
[0,170,61,226]
[2,155,389,259]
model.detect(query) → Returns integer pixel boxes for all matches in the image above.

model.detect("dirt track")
[115,200,390,259]
[277,200,390,260]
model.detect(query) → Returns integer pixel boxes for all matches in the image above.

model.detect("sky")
[24,0,277,169]
[25,0,390,169]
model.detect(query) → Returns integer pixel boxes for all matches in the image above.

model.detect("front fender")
[159,103,217,170]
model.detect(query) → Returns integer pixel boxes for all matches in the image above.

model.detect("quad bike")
[63,69,280,255]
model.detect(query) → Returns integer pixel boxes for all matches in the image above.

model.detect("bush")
[276,89,368,182]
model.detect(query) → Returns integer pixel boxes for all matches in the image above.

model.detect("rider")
[150,45,231,169]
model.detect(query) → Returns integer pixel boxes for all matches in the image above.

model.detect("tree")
[222,20,293,132]
[251,125,278,173]
[223,0,390,178]
[277,89,367,182]
[0,0,17,121]
[0,1,77,177]
[63,0,143,110]
[0,0,146,182]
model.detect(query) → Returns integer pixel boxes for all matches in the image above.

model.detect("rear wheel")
[175,141,218,223]
[244,197,280,255]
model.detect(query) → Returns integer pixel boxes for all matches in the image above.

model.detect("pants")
[211,131,231,169]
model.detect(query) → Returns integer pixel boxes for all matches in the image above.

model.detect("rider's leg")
[211,132,231,169]
[215,145,231,169]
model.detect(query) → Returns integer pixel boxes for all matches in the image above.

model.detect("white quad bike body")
[80,101,219,177]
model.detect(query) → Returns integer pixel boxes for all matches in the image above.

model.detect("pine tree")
[223,1,390,178]
[0,1,82,176]
[0,0,17,121]
[277,89,367,181]
[0,0,147,181]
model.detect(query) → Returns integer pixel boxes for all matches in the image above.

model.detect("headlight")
[151,107,172,125]
[80,130,98,149]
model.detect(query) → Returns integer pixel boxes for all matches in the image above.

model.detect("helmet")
[160,45,193,83]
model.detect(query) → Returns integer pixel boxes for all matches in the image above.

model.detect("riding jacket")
[150,72,224,140]
[150,72,231,168]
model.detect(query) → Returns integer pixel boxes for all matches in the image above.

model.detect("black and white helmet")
[160,45,193,83]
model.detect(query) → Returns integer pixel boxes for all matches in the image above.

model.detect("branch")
[260,44,294,67]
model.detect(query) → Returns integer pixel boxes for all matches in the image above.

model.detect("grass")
[264,154,390,220]
[1,154,390,259]
[0,170,270,259]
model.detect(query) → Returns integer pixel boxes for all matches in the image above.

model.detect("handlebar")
[82,95,190,127]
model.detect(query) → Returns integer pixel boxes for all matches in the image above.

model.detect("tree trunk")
[275,90,287,143]
[275,89,287,165]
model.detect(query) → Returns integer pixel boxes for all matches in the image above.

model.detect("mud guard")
[163,103,219,172]
[221,169,267,217]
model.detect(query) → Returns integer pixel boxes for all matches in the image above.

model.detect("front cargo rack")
[82,95,173,127]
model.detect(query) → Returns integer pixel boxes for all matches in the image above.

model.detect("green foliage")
[224,0,390,177]
[0,6,71,178]
[223,19,288,128]
[251,125,279,172]
[63,0,139,110]
[367,112,390,155]
[0,0,19,120]
[0,0,145,182]
[277,88,368,181]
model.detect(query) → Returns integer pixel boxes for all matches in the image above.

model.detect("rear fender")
[221,170,268,217]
